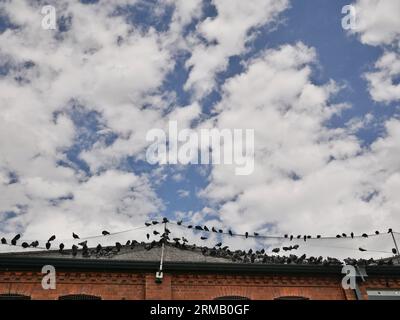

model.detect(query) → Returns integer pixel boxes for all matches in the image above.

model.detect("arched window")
[58,294,101,300]
[214,296,250,300]
[0,293,31,300]
[274,296,309,300]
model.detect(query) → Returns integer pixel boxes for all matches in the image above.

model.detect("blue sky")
[1,0,400,255]
[148,0,397,216]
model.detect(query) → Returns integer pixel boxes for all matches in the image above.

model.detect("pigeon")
[254,232,259,236]
[187,225,193,229]
[162,217,169,223]
[351,232,354,239]
[126,240,131,246]
[30,241,39,248]
[145,222,151,227]
[215,242,222,247]
[195,226,203,231]
[78,240,87,247]
[272,248,280,253]
[11,234,21,245]
[21,242,29,249]
[152,221,159,225]
[212,227,217,233]
[317,235,321,239]
[342,233,347,238]
[204,226,209,232]
[48,235,56,242]
[303,235,307,242]
[13,234,21,241]
[59,243,65,251]
[228,230,233,236]
[46,242,51,250]
[200,236,208,240]
[115,242,122,252]
[336,235,341,238]
[293,245,299,250]
[102,230,110,236]
[219,229,223,233]
[284,234,288,238]
[392,248,397,255]
[245,232,249,239]
[375,231,380,235]
[388,228,393,233]
[72,245,78,256]
[1,238,6,244]
[177,220,182,225]
[307,235,311,239]
[153,230,160,235]
[290,235,294,241]
[297,235,301,239]
[362,233,368,238]
[146,233,150,240]
[359,247,367,252]
[72,232,80,239]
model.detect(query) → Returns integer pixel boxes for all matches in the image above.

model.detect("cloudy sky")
[0,0,400,257]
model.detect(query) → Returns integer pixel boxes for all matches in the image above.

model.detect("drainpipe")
[354,266,367,300]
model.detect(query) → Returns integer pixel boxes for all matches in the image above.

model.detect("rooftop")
[1,240,399,275]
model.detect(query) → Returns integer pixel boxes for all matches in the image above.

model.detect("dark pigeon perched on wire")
[30,240,39,248]
[72,245,78,256]
[11,234,21,245]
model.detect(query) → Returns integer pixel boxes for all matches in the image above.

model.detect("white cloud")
[351,0,400,47]
[351,0,400,103]
[364,51,400,103]
[177,189,190,198]
[197,42,400,259]
[184,0,289,98]
[0,0,177,240]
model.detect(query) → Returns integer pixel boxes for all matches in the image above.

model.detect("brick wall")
[0,270,398,300]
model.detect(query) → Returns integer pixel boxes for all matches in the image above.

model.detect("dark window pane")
[214,296,250,300]
[274,296,309,300]
[59,294,101,300]
[0,294,31,300]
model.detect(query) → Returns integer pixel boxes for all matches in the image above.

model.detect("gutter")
[0,256,398,276]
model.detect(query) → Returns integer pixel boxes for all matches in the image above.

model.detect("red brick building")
[0,242,399,300]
